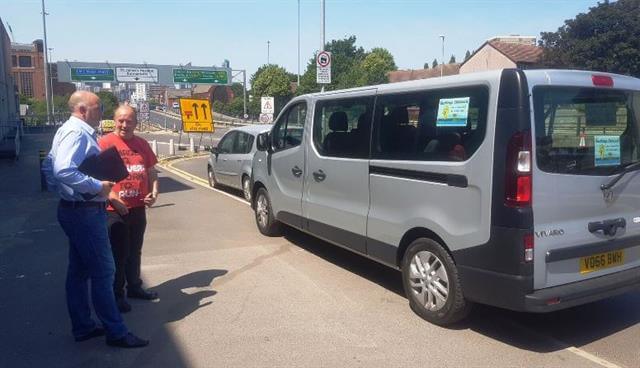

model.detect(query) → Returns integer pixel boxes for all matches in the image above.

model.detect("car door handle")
[313,169,326,182]
[588,218,626,236]
[291,166,303,177]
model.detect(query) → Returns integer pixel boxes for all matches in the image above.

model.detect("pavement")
[2,133,639,368]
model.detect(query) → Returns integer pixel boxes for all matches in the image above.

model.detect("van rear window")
[533,87,640,175]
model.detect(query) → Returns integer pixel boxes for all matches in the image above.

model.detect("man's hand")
[111,199,129,216]
[144,191,157,208]
[99,181,115,197]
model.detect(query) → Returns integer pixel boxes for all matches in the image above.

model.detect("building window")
[11,55,17,67]
[18,56,32,68]
[20,72,34,97]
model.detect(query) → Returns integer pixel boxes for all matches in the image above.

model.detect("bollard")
[169,139,175,156]
[151,140,158,156]
[189,137,195,153]
[38,149,47,191]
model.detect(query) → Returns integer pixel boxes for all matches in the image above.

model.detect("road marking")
[157,157,250,206]
[565,347,622,368]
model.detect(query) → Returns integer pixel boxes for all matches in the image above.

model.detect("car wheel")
[254,188,282,237]
[402,238,471,326]
[207,166,218,188]
[242,176,251,202]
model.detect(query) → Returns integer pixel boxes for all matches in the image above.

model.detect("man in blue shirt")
[43,91,148,348]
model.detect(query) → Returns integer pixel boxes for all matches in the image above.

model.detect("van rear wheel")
[254,188,282,236]
[402,238,471,326]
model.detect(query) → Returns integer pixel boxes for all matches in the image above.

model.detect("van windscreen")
[533,86,640,175]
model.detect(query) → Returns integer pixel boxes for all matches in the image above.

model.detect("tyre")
[401,238,471,326]
[207,166,218,188]
[254,188,282,236]
[242,176,252,202]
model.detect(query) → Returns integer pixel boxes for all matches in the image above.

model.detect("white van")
[250,69,640,325]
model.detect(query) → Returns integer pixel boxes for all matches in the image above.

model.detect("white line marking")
[565,347,623,368]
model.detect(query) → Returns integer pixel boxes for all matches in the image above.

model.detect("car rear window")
[533,86,640,175]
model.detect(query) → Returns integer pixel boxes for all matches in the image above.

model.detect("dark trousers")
[107,207,147,298]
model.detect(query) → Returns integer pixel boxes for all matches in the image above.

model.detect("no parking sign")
[316,50,331,84]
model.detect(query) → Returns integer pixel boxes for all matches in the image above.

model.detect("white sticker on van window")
[594,135,621,167]
[436,97,469,127]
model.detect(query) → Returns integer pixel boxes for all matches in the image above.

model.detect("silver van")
[250,69,640,325]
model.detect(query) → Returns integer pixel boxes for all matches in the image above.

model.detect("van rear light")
[524,233,534,262]
[592,75,614,87]
[505,131,532,207]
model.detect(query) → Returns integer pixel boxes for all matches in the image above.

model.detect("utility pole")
[41,0,52,124]
[297,0,301,86]
[48,47,55,118]
[320,0,325,93]
[439,35,445,78]
[267,40,270,65]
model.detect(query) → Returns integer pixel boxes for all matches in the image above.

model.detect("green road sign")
[172,69,229,85]
[70,67,115,81]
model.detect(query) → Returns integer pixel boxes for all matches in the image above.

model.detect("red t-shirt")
[98,133,158,210]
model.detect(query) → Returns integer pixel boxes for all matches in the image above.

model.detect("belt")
[59,199,105,208]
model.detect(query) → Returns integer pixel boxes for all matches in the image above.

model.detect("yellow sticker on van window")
[436,97,469,127]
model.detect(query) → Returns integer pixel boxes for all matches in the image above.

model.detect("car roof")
[227,124,272,135]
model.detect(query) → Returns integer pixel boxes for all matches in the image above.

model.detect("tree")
[298,36,367,94]
[423,62,430,69]
[449,55,456,64]
[464,50,471,61]
[251,64,293,115]
[96,91,118,119]
[432,59,438,69]
[358,47,398,85]
[539,0,640,77]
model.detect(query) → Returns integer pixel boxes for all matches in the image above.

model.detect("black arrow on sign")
[201,104,208,120]
[192,103,199,120]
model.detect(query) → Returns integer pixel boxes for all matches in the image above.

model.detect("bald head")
[68,91,102,127]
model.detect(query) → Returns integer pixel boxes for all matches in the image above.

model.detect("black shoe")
[116,297,132,313]
[106,333,149,348]
[74,327,105,342]
[127,288,158,300]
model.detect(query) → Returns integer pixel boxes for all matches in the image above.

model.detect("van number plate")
[579,250,625,274]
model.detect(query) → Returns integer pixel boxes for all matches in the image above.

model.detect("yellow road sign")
[100,119,115,133]
[179,98,214,133]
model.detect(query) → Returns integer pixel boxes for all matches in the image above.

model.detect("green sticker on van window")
[594,135,621,166]
[436,97,470,127]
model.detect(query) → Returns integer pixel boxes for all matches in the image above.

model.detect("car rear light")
[592,75,614,87]
[524,233,534,262]
[546,297,561,306]
[505,131,532,207]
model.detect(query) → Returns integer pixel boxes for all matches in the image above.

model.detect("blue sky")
[2,0,599,83]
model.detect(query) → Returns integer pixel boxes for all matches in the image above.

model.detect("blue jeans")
[57,204,128,340]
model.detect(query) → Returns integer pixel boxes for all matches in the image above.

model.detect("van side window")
[235,132,254,154]
[272,103,307,151]
[372,86,488,161]
[313,97,373,158]
[218,131,236,154]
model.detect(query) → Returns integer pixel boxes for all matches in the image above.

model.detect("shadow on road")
[157,176,195,194]
[281,226,640,354]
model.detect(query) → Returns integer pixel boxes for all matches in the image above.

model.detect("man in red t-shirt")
[99,105,159,313]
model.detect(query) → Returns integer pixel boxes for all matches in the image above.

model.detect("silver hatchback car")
[207,124,272,201]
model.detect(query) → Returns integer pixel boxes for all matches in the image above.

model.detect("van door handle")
[313,170,326,182]
[588,218,626,236]
[291,166,303,177]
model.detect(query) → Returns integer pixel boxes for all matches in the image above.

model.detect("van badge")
[602,189,614,203]
[535,229,565,238]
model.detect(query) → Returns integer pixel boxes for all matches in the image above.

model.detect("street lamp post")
[48,47,55,118]
[267,40,270,65]
[297,0,300,86]
[439,35,445,78]
[41,0,52,124]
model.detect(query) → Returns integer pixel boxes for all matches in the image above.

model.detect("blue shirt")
[42,116,104,202]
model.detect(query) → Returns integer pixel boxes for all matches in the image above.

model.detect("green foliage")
[250,64,293,115]
[464,50,471,61]
[449,55,456,64]
[297,36,398,94]
[96,91,119,119]
[539,0,640,77]
[423,62,430,69]
[432,59,438,68]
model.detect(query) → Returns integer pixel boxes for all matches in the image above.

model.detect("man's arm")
[52,131,102,195]
[144,167,159,207]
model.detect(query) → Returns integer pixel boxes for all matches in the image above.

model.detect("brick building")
[11,39,46,100]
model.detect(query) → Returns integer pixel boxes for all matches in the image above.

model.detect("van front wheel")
[402,238,471,326]
[254,188,282,236]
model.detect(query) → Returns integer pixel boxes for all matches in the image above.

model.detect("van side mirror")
[256,132,270,152]
[209,146,219,155]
